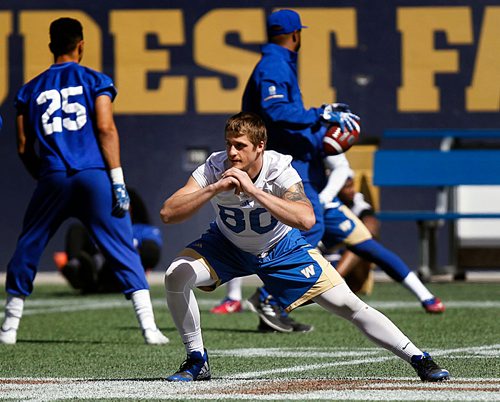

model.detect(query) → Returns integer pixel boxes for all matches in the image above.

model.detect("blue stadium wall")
[0,1,498,274]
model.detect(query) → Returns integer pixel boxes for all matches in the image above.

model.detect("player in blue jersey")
[319,155,445,313]
[0,18,168,345]
[160,112,449,382]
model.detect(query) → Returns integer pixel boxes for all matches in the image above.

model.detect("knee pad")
[164,257,213,292]
[316,282,368,320]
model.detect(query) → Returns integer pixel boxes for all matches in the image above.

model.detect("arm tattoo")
[284,182,312,206]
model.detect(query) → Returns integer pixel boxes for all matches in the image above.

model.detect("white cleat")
[142,328,169,345]
[0,328,17,345]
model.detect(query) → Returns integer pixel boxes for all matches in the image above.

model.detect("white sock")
[226,277,242,301]
[165,257,214,355]
[314,283,423,362]
[402,272,434,302]
[2,294,25,331]
[131,289,157,331]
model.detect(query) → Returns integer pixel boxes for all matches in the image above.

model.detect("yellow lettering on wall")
[295,8,357,108]
[0,12,12,106]
[466,7,500,111]
[397,7,472,112]
[20,11,101,83]
[194,9,264,113]
[110,10,186,114]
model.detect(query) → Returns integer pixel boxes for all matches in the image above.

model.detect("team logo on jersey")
[264,85,284,102]
[301,264,316,278]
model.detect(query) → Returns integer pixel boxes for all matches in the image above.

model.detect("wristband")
[110,167,125,185]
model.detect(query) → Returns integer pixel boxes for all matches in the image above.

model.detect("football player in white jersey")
[160,112,449,382]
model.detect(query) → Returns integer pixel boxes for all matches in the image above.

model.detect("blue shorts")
[179,223,343,311]
[322,204,372,249]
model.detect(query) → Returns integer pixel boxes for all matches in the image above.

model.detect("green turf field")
[1,280,499,400]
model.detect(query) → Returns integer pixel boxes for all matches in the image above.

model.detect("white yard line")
[215,344,500,379]
[1,345,500,400]
[1,376,499,401]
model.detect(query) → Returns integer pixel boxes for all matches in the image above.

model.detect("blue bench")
[373,136,500,280]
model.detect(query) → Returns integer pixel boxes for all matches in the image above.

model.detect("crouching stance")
[161,112,449,382]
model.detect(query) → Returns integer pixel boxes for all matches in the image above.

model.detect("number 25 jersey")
[192,150,303,256]
[15,62,117,177]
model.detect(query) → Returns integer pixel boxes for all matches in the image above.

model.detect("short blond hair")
[225,112,267,148]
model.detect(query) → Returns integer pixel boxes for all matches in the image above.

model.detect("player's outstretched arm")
[319,154,351,206]
[16,112,40,180]
[160,175,238,224]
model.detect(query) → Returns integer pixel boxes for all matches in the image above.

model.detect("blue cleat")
[411,352,450,382]
[166,349,211,382]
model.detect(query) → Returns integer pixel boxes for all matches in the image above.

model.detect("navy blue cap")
[267,9,307,37]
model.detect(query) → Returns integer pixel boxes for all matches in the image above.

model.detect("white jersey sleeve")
[192,150,302,256]
[192,151,227,188]
[319,153,353,205]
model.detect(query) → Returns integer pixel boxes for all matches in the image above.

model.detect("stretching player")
[0,18,168,345]
[241,9,359,332]
[319,155,445,313]
[160,112,449,382]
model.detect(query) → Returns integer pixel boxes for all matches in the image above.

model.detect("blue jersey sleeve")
[92,71,117,101]
[133,224,163,248]
[14,85,30,113]
[259,67,321,128]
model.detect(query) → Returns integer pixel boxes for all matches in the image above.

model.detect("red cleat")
[422,297,445,314]
[210,298,242,314]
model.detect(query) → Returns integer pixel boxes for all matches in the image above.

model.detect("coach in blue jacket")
[242,9,359,247]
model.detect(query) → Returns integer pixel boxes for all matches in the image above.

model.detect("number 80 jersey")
[192,150,303,256]
[15,62,117,176]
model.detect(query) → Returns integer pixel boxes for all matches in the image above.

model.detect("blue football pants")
[6,169,149,297]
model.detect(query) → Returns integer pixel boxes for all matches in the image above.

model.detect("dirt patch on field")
[214,378,500,395]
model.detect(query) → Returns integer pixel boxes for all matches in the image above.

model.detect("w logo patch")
[301,265,316,279]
